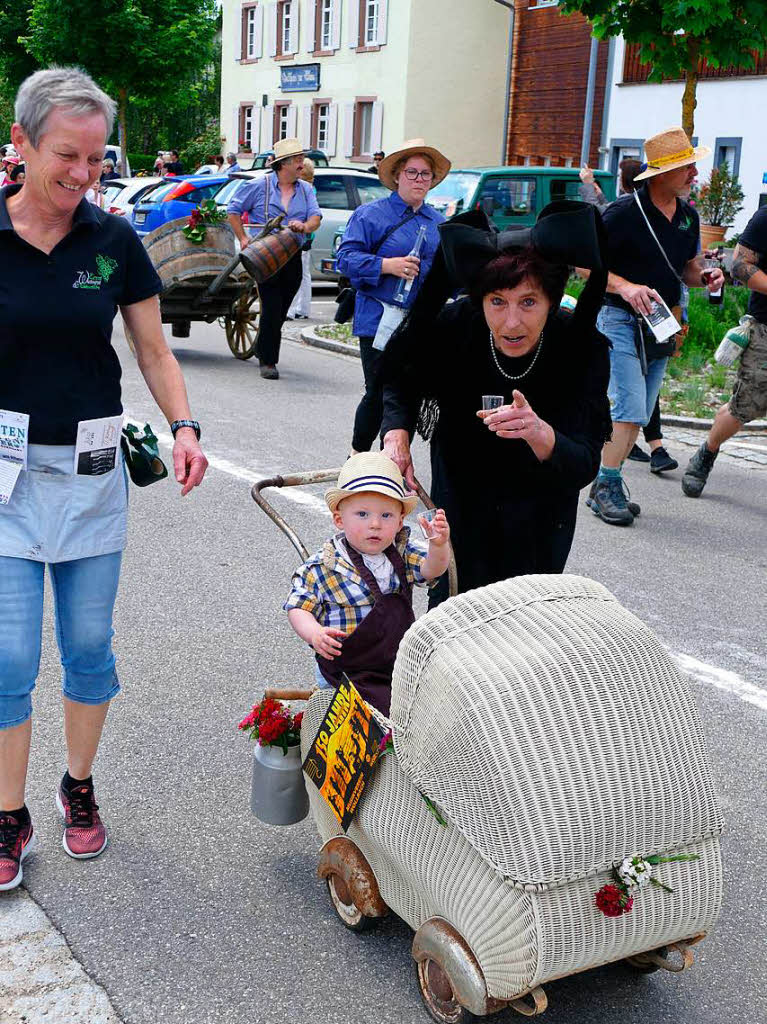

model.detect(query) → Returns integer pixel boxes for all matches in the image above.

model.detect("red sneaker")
[56,781,108,859]
[0,812,35,891]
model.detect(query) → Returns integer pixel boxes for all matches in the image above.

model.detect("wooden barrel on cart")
[240,230,301,283]
[139,217,260,361]
[141,216,237,290]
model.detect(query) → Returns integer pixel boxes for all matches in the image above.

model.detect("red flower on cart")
[595,884,634,917]
[238,697,303,753]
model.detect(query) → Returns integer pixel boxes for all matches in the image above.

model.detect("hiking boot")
[587,476,635,526]
[650,446,679,474]
[682,443,718,498]
[56,779,107,860]
[0,812,35,891]
[586,479,640,518]
[627,443,651,463]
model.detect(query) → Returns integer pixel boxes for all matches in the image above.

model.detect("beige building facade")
[220,0,508,167]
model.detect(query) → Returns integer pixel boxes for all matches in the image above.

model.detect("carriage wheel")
[326,875,376,933]
[625,946,669,973]
[224,286,260,360]
[416,958,475,1024]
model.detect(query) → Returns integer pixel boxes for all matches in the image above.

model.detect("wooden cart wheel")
[625,946,668,973]
[224,286,260,360]
[326,875,376,933]
[416,958,475,1024]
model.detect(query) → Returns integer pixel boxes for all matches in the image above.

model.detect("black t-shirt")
[601,184,699,310]
[164,161,184,175]
[0,186,162,444]
[738,206,767,323]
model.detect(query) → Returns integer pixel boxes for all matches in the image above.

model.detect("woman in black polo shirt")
[0,68,208,891]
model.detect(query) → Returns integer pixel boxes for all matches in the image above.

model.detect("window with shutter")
[352,98,377,158]
[355,0,387,50]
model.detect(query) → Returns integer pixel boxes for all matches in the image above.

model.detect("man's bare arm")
[732,244,767,294]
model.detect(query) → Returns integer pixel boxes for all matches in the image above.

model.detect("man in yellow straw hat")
[586,126,725,527]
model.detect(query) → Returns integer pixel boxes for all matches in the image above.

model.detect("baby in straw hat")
[284,452,450,715]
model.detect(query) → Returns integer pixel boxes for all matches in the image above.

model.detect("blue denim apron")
[0,444,129,562]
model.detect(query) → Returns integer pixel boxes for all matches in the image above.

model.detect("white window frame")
[278,104,291,141]
[320,0,333,50]
[246,7,257,57]
[315,102,330,151]
[282,0,293,54]
[241,105,256,150]
[364,0,379,46]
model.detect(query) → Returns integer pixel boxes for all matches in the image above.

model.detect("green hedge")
[127,152,157,173]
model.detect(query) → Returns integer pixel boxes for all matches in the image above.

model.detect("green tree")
[21,0,218,170]
[0,6,39,93]
[559,1,767,138]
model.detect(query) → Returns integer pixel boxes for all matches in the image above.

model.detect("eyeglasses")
[402,168,434,182]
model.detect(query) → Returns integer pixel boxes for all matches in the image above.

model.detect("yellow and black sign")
[302,678,385,831]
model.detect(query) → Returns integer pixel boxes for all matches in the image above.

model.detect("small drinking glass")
[418,508,437,540]
[701,258,719,285]
[482,395,504,411]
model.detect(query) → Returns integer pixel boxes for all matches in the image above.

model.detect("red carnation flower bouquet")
[239,696,303,755]
[182,198,227,245]
[241,696,308,826]
[594,851,700,918]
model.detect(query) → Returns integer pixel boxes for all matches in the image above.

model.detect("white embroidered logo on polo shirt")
[73,270,103,290]
[72,254,119,291]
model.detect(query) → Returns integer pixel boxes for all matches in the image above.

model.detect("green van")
[427,166,616,229]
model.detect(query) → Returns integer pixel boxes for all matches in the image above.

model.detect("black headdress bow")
[439,200,605,289]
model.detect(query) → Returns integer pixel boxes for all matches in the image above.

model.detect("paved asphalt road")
[9,296,767,1024]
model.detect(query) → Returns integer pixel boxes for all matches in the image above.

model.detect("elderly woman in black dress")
[380,202,611,606]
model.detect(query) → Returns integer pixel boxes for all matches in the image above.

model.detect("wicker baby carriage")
[301,573,723,1021]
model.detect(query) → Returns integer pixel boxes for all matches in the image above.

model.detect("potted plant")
[696,163,745,249]
[239,697,308,825]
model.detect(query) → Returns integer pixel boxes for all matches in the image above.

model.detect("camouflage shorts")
[730,317,767,423]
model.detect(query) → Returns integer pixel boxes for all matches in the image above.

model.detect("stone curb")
[299,326,767,432]
[300,325,360,358]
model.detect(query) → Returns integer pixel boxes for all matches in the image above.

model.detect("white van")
[103,145,131,177]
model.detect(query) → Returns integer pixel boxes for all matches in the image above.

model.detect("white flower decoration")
[617,855,653,889]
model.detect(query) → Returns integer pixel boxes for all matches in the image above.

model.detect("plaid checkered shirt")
[284,526,434,633]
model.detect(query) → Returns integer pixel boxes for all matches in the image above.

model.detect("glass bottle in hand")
[393,225,428,305]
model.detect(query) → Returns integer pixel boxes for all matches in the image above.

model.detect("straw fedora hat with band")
[272,137,308,164]
[378,139,451,192]
[325,452,419,515]
[634,127,711,182]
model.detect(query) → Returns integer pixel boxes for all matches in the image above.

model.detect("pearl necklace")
[489,329,544,381]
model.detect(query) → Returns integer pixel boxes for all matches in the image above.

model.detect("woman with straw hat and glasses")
[337,139,450,454]
[227,138,321,379]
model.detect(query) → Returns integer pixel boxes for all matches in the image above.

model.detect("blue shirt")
[227,173,321,244]
[336,192,444,338]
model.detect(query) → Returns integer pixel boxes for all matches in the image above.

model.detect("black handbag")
[334,210,415,324]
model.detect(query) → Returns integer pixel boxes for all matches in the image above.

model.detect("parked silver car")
[214,167,389,280]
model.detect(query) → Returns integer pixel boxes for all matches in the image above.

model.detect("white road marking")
[122,412,330,516]
[675,652,767,712]
[124,415,767,711]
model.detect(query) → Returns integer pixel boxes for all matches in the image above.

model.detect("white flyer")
[0,459,22,505]
[73,415,124,476]
[0,409,30,469]
[640,298,682,343]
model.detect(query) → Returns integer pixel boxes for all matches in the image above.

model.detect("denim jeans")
[597,305,668,426]
[0,552,122,729]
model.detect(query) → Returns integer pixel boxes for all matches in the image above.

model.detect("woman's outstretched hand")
[383,429,417,491]
[477,390,556,461]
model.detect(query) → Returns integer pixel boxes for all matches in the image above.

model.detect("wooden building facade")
[505,0,609,167]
